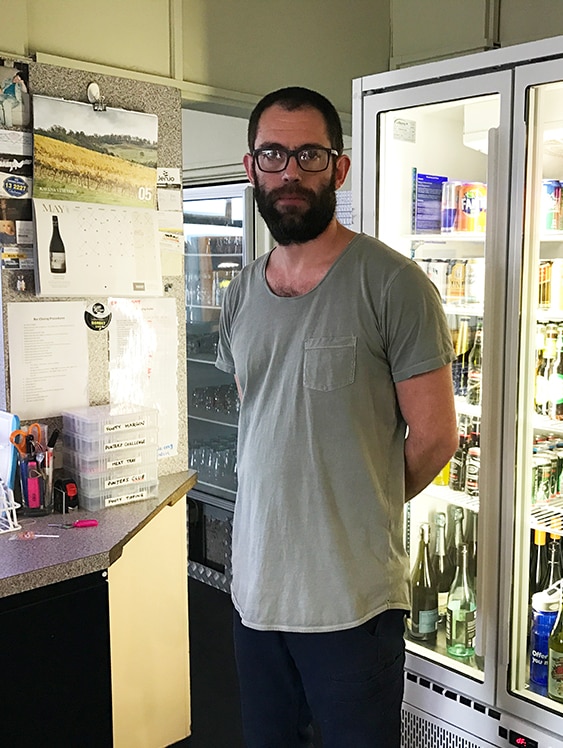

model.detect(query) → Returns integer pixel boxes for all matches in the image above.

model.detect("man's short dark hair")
[247,86,344,155]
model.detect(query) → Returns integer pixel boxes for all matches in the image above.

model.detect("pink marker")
[26,461,41,508]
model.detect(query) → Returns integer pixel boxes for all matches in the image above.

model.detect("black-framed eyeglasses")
[252,146,339,173]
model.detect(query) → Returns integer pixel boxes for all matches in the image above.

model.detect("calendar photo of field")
[32,95,158,209]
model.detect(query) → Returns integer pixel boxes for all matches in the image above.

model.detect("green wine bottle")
[409,523,438,643]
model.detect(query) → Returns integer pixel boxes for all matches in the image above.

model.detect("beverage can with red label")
[441,181,461,233]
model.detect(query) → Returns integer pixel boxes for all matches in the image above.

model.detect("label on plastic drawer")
[105,489,149,507]
[105,472,147,489]
[103,437,148,452]
[107,455,141,469]
[104,419,147,434]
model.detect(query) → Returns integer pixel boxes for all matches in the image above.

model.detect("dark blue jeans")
[233,608,406,748]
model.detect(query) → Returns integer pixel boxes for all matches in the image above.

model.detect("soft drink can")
[530,585,561,687]
[538,260,553,309]
[541,179,561,231]
[550,258,563,312]
[538,448,559,499]
[554,447,563,494]
[458,182,487,232]
[441,181,461,233]
[446,259,467,303]
[465,258,485,305]
[531,459,539,505]
[534,454,553,503]
[427,259,449,302]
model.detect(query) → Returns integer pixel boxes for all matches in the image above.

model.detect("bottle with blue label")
[530,581,561,688]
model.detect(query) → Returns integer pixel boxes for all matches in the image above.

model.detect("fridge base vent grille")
[405,670,501,722]
[188,560,230,593]
[401,708,495,748]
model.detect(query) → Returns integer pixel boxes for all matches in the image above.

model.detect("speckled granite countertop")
[0,470,196,599]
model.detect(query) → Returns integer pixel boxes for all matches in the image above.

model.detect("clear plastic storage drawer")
[63,444,157,475]
[62,404,158,438]
[78,479,160,512]
[62,427,159,457]
[68,460,159,498]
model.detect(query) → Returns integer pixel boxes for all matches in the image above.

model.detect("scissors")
[10,423,43,457]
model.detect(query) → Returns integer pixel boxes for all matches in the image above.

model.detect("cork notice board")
[1,60,187,477]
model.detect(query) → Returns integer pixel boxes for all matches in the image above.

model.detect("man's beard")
[253,168,337,246]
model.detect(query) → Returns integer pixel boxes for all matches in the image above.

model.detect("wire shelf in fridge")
[531,495,563,535]
[421,483,480,513]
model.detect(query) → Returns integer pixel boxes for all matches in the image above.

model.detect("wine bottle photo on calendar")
[49,214,66,273]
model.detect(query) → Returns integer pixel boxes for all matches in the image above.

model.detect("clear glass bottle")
[432,512,455,622]
[409,523,438,643]
[464,509,478,584]
[546,538,562,590]
[466,324,483,405]
[446,542,477,658]
[529,529,549,599]
[447,506,465,568]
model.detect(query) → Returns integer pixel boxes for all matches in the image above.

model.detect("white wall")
[182,108,353,186]
[499,0,563,46]
[182,109,248,182]
[181,0,389,115]
[1,0,389,119]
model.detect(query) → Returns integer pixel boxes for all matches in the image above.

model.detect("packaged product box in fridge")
[411,170,448,233]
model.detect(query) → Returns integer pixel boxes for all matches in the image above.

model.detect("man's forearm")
[404,432,457,501]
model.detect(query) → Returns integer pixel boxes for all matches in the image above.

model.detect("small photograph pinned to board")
[0,63,30,130]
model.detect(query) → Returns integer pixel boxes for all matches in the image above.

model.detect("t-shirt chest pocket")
[303,336,357,392]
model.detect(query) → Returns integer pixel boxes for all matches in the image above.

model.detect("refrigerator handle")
[243,185,255,264]
[244,185,274,261]
[474,125,502,663]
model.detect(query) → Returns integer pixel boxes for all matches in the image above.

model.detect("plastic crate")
[67,460,159,498]
[62,427,159,457]
[62,404,158,438]
[78,479,159,512]
[63,443,157,476]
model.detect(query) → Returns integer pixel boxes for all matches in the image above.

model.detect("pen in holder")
[44,428,59,513]
[17,453,47,515]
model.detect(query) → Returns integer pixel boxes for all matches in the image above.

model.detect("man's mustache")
[269,185,315,200]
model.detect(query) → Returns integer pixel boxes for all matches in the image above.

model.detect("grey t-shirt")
[216,233,454,632]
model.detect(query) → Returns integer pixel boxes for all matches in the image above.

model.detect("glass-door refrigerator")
[500,56,563,745]
[354,36,563,748]
[184,182,255,591]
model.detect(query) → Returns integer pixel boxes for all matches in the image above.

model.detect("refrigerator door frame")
[182,181,273,263]
[496,56,563,738]
[357,34,563,100]
[354,69,513,707]
[182,181,254,266]
[184,182,252,506]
